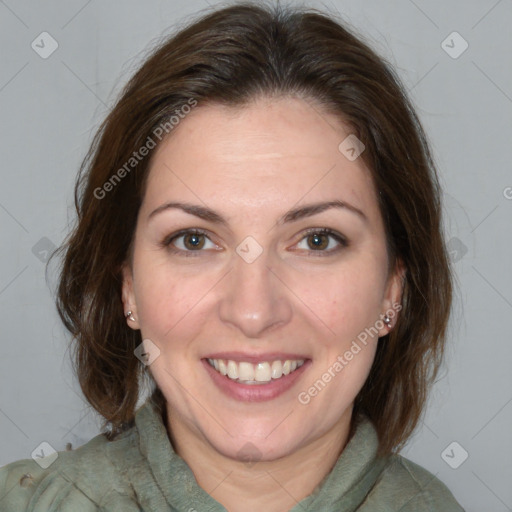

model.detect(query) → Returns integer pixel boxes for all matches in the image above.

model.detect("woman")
[0,2,465,510]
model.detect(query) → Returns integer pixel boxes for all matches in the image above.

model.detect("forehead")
[142,97,379,221]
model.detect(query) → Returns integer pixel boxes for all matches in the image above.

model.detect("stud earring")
[125,311,136,322]
[383,315,392,327]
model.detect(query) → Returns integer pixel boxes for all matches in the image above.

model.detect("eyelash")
[160,228,348,258]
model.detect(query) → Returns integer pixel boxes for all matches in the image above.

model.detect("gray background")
[0,0,511,510]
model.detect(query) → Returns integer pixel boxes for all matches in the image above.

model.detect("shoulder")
[364,453,465,511]
[0,426,141,512]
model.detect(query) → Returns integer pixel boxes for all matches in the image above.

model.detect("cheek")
[133,257,209,340]
[298,262,385,339]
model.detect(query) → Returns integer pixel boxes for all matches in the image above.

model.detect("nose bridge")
[218,240,292,338]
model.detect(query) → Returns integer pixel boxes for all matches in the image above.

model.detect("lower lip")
[202,359,311,402]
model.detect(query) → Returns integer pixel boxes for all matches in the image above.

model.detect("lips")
[201,353,311,402]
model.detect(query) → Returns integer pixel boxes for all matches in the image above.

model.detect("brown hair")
[54,0,453,457]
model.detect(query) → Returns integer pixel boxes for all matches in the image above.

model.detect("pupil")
[186,234,203,249]
[310,234,327,250]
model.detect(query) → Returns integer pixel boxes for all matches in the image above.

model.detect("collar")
[130,394,389,511]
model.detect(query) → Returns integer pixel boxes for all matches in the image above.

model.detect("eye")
[293,228,348,255]
[162,229,218,256]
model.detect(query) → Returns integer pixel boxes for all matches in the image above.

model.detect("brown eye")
[182,232,206,250]
[295,228,348,255]
[306,232,329,250]
[162,229,216,256]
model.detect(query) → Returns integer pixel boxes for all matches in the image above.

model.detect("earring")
[383,315,392,327]
[125,311,136,322]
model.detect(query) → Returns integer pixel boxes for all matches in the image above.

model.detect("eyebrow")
[147,199,367,225]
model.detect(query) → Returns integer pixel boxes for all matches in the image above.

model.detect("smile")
[207,358,306,385]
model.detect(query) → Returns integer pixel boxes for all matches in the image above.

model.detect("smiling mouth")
[206,358,306,385]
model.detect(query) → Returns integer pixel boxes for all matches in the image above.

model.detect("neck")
[165,406,354,512]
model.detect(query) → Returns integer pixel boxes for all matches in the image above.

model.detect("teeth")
[271,360,282,379]
[254,362,270,382]
[218,360,228,375]
[207,358,305,384]
[227,360,238,379]
[239,362,254,381]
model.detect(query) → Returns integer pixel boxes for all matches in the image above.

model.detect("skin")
[122,96,404,512]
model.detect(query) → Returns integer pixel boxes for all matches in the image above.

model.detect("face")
[122,96,403,462]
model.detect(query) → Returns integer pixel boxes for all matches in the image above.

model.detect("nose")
[218,248,293,339]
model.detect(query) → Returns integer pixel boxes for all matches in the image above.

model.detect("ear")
[121,262,140,330]
[377,258,406,337]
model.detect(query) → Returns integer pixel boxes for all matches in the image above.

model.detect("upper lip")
[203,352,310,364]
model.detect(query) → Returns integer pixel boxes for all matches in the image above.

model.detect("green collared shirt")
[0,395,464,511]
